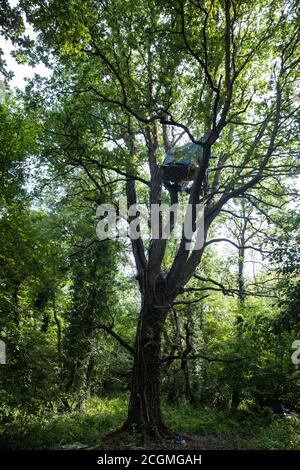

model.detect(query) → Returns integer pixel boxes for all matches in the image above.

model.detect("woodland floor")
[100,432,235,450]
[0,395,299,450]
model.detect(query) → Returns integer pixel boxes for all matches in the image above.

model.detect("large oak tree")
[13,0,300,437]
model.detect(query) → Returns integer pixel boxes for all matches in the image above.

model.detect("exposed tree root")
[100,419,176,449]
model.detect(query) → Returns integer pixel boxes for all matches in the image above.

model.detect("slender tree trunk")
[73,351,92,411]
[231,219,246,412]
[126,297,170,435]
[182,360,194,403]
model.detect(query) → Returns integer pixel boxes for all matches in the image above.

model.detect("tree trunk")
[182,360,194,403]
[69,350,93,411]
[231,222,246,412]
[126,298,170,436]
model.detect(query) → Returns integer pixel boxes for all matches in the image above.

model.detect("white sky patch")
[0,5,49,90]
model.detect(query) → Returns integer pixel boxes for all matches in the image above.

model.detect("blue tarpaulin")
[163,138,205,168]
[163,143,202,167]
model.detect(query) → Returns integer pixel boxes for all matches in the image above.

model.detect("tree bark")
[231,213,246,412]
[126,296,170,435]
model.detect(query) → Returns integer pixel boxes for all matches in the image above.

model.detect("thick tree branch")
[93,323,134,354]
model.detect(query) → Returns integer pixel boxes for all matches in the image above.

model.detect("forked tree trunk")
[125,297,170,436]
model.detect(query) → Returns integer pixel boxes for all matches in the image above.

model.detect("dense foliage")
[0,0,299,449]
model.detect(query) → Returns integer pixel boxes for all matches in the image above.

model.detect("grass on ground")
[0,395,299,450]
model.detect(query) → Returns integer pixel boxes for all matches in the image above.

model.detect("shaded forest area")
[0,0,300,450]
